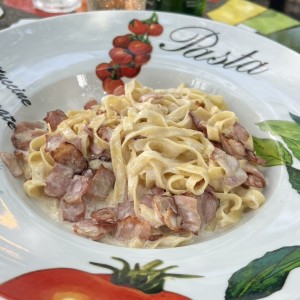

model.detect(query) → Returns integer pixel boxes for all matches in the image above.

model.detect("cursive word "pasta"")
[159,26,269,75]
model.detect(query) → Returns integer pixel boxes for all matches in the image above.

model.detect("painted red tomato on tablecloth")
[0,258,200,300]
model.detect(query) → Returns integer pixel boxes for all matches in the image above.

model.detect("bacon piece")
[115,216,151,241]
[83,165,115,201]
[70,137,83,153]
[139,186,164,208]
[82,168,94,178]
[84,99,98,110]
[89,144,112,161]
[232,122,249,142]
[117,201,135,219]
[190,112,207,136]
[198,189,220,224]
[174,195,201,234]
[61,200,85,222]
[211,148,247,188]
[0,152,23,177]
[148,228,163,241]
[44,109,67,131]
[220,122,265,165]
[242,162,266,189]
[14,150,31,180]
[88,159,113,173]
[74,219,114,240]
[140,195,153,208]
[83,124,94,138]
[89,143,104,158]
[61,175,89,204]
[91,207,117,225]
[45,133,65,152]
[44,163,74,198]
[139,92,162,102]
[11,121,47,151]
[220,134,247,159]
[246,150,266,165]
[150,186,165,195]
[51,142,87,174]
[45,134,82,153]
[153,195,181,231]
[220,133,263,165]
[97,127,114,142]
[99,154,112,162]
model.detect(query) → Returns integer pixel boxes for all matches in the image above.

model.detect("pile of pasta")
[23,80,265,247]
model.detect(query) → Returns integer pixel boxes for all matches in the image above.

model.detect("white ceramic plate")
[0,11,300,300]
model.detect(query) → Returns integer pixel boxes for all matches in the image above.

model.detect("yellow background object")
[207,0,267,25]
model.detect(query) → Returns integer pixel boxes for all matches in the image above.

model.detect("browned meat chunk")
[61,200,85,222]
[242,162,266,188]
[84,99,98,110]
[74,219,114,240]
[45,133,65,152]
[97,127,114,142]
[198,189,220,224]
[0,152,23,177]
[44,163,74,198]
[91,207,117,225]
[51,142,87,174]
[115,216,151,241]
[61,175,89,204]
[117,201,135,219]
[83,165,115,201]
[153,195,181,231]
[211,148,247,188]
[220,122,265,165]
[44,109,67,131]
[174,195,201,234]
[11,121,47,150]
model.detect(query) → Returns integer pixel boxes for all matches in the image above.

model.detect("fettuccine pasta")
[3,80,266,248]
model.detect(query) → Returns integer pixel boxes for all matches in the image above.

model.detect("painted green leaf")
[286,165,300,194]
[257,120,300,141]
[253,137,292,167]
[281,136,300,161]
[289,113,300,125]
[225,246,300,300]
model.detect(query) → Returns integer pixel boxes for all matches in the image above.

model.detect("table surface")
[0,0,299,53]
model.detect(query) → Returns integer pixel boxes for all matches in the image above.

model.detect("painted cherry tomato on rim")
[112,34,133,48]
[128,41,152,55]
[148,23,163,36]
[134,54,151,66]
[109,61,122,79]
[128,19,149,35]
[102,77,125,95]
[109,48,133,64]
[96,63,111,81]
[94,12,164,93]
[120,64,141,78]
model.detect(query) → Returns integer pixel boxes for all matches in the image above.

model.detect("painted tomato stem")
[143,12,159,25]
[90,257,202,294]
[140,260,164,270]
[90,262,119,272]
